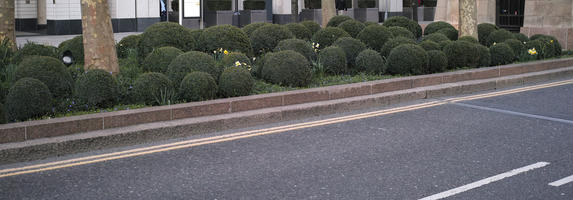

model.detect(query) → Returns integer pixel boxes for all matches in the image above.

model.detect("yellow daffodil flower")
[224,50,229,55]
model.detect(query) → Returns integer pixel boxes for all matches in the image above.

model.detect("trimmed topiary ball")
[300,20,321,35]
[198,24,251,54]
[356,49,385,74]
[15,56,73,99]
[337,19,366,38]
[326,15,353,27]
[380,36,415,58]
[189,29,203,43]
[333,37,367,68]
[382,16,422,38]
[427,50,448,73]
[116,34,141,59]
[219,67,254,97]
[423,33,450,43]
[458,36,479,44]
[443,41,477,69]
[58,35,84,64]
[424,21,456,35]
[436,28,458,40]
[386,44,428,75]
[285,23,312,41]
[475,44,491,67]
[142,46,184,73]
[478,23,498,46]
[530,34,547,41]
[419,40,440,51]
[167,51,219,86]
[486,29,515,46]
[221,52,251,68]
[242,22,270,37]
[312,27,351,49]
[5,78,52,122]
[356,25,392,52]
[489,43,515,66]
[502,39,525,59]
[363,21,378,27]
[75,69,119,108]
[532,35,562,58]
[513,33,529,43]
[438,40,453,50]
[319,46,347,75]
[251,24,294,55]
[133,72,174,105]
[179,71,218,101]
[262,50,312,87]
[275,39,315,61]
[388,26,415,40]
[13,43,58,64]
[138,22,195,58]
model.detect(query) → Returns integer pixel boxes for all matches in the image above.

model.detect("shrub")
[178,72,217,101]
[285,23,312,41]
[524,39,544,59]
[530,34,547,41]
[438,40,453,50]
[251,52,270,78]
[318,46,347,75]
[382,16,422,38]
[458,36,479,44]
[355,49,385,74]
[68,64,85,81]
[5,78,52,122]
[475,44,491,67]
[75,69,119,108]
[356,25,392,52]
[58,36,84,64]
[275,39,315,61]
[311,27,351,49]
[189,29,203,43]
[436,28,458,40]
[219,67,254,97]
[138,22,195,58]
[141,46,184,73]
[363,21,378,27]
[478,23,498,46]
[12,43,58,64]
[251,24,294,55]
[198,24,251,54]
[486,29,515,46]
[300,20,322,35]
[424,21,455,35]
[333,37,367,69]
[337,20,365,38]
[221,52,251,68]
[116,34,141,59]
[426,50,448,73]
[242,22,270,37]
[15,56,73,99]
[380,36,415,58]
[133,72,174,105]
[326,15,353,27]
[423,33,450,43]
[385,44,428,75]
[167,51,219,86]
[262,50,312,87]
[502,39,525,59]
[513,33,529,43]
[489,43,515,66]
[532,35,562,58]
[388,26,415,40]
[443,41,477,69]
[419,40,440,51]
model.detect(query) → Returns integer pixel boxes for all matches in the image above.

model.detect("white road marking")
[549,175,573,187]
[419,162,550,200]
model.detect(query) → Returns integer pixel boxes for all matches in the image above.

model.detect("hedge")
[179,72,218,101]
[380,36,415,58]
[275,39,316,61]
[489,43,515,66]
[388,26,415,40]
[117,35,141,59]
[337,20,366,38]
[58,36,84,64]
[134,72,175,105]
[167,51,219,86]
[5,78,53,122]
[262,50,312,87]
[242,22,270,37]
[486,29,515,46]
[419,40,440,51]
[300,20,322,35]
[426,50,448,73]
[423,33,450,43]
[141,46,184,73]
[355,49,385,74]
[138,22,195,58]
[311,27,351,49]
[75,69,119,108]
[318,46,347,75]
[219,67,254,97]
[477,23,498,46]
[15,56,74,99]
[424,21,456,36]
[382,16,422,38]
[285,23,313,41]
[333,37,367,68]
[198,24,252,54]
[386,44,428,75]
[356,25,392,52]
[326,15,353,27]
[251,24,294,55]
[12,43,58,64]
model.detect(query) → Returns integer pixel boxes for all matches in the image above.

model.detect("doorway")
[496,0,524,32]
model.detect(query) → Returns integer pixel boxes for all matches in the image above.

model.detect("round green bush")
[382,16,422,38]
[67,64,85,81]
[262,50,312,87]
[333,37,367,67]
[486,29,515,46]
[532,35,562,58]
[15,56,73,98]
[198,24,251,54]
[363,21,378,27]
[75,69,119,108]
[502,39,525,59]
[179,71,218,101]
[443,41,478,69]
[388,26,415,39]
[58,35,84,64]
[326,15,353,27]
[475,44,491,67]
[318,46,347,75]
[242,22,270,37]
[219,67,254,97]
[300,20,322,35]
[337,20,365,38]
[116,34,141,58]
[436,28,458,40]
[489,43,515,66]
[426,50,448,73]
[138,22,195,58]
[167,51,219,86]
[356,25,392,52]
[355,49,385,74]
[385,44,428,75]
[438,40,453,50]
[419,40,440,51]
[5,78,52,122]
[189,29,203,43]
[513,33,529,43]
[424,21,456,35]
[133,72,174,105]
[380,36,415,58]
[458,36,479,44]
[13,43,58,64]
[141,46,184,73]
[221,52,251,68]
[275,39,315,61]
[478,23,498,46]
[530,34,547,41]
[423,33,450,43]
[311,27,351,50]
[251,24,294,55]
[285,23,312,41]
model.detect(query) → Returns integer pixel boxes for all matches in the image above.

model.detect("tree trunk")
[292,0,298,22]
[322,0,336,27]
[0,0,16,50]
[81,0,119,74]
[459,0,478,38]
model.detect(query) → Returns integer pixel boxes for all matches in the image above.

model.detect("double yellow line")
[0,79,572,178]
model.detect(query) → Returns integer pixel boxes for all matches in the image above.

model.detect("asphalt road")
[1,81,573,199]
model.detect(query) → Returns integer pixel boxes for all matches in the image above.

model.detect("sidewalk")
[15,32,141,47]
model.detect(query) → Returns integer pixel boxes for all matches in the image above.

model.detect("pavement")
[15,32,140,47]
[0,80,572,199]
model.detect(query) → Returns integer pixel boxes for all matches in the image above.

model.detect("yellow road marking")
[0,80,571,178]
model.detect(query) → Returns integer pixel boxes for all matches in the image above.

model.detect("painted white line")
[549,175,573,187]
[419,162,550,200]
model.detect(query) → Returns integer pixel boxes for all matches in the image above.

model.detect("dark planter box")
[204,10,234,28]
[352,8,379,22]
[240,10,267,26]
[300,9,322,25]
